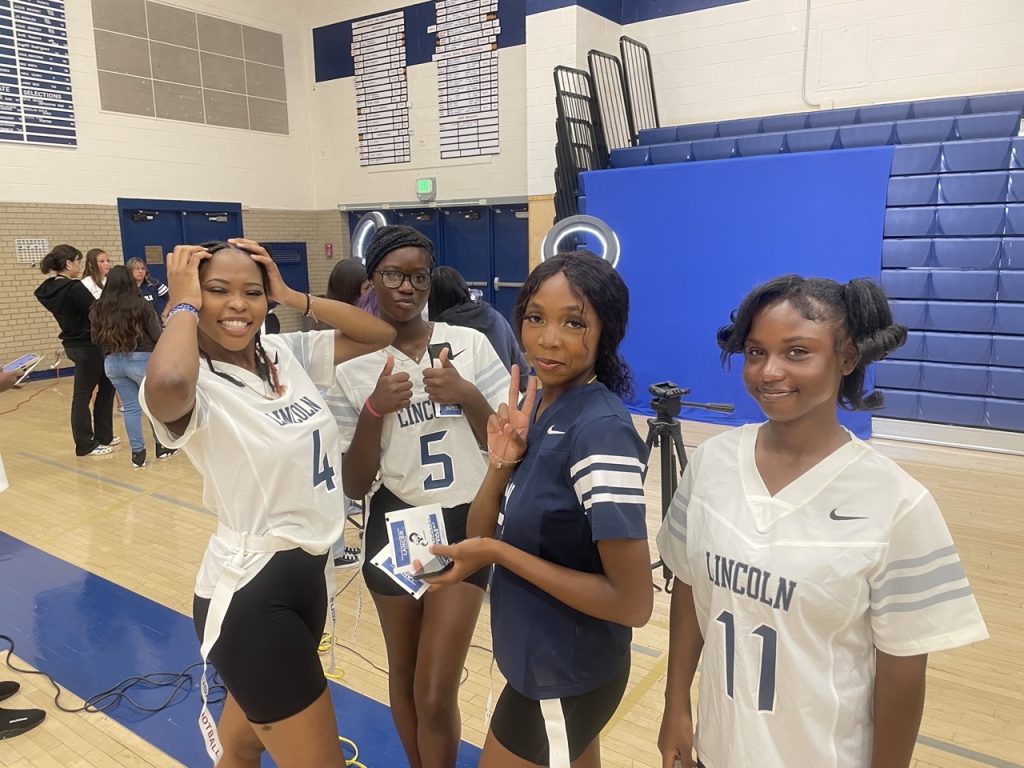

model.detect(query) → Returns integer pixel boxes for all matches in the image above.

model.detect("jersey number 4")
[312,428,337,492]
[716,610,777,712]
[420,430,454,491]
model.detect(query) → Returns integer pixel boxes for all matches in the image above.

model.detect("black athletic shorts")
[490,660,630,764]
[361,484,490,596]
[193,547,329,724]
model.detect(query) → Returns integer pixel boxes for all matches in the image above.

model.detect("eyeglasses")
[375,269,432,291]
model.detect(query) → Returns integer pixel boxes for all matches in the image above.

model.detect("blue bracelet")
[166,303,199,321]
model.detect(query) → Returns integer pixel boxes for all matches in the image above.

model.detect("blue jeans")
[104,352,156,452]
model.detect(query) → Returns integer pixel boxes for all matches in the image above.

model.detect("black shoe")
[333,546,361,569]
[131,449,147,469]
[0,706,45,739]
[0,682,17,703]
[155,445,177,460]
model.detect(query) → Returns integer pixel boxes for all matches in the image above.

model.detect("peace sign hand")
[165,245,212,309]
[487,364,538,469]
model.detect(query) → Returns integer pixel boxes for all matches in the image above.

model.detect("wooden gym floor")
[0,377,1020,768]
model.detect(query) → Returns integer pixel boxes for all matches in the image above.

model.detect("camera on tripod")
[649,381,687,421]
[643,381,735,590]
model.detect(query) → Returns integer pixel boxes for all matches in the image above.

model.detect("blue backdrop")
[581,146,894,438]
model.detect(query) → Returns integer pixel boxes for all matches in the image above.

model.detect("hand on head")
[227,238,291,304]
[165,245,212,310]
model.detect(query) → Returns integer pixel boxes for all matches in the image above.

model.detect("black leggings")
[193,548,329,724]
[490,660,631,764]
[64,344,114,454]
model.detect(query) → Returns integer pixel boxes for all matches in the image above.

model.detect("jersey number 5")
[312,428,337,492]
[420,430,454,491]
[716,610,777,712]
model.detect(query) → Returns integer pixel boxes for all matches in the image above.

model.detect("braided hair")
[717,274,908,410]
[197,240,285,397]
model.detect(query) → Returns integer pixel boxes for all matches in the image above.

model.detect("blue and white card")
[370,545,429,599]
[385,502,448,575]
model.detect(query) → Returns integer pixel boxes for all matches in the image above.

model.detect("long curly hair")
[514,251,633,398]
[90,265,153,353]
[717,274,908,410]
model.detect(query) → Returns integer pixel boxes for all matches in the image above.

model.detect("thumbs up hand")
[367,353,413,416]
[423,345,468,405]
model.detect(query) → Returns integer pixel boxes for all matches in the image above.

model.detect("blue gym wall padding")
[581,146,895,439]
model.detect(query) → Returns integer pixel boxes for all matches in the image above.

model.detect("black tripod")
[642,382,734,592]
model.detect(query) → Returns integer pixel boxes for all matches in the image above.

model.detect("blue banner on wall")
[0,0,75,146]
[581,147,894,439]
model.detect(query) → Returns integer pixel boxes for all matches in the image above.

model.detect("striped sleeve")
[323,372,361,453]
[569,417,647,541]
[869,491,988,655]
[656,459,696,586]
[275,330,336,389]
[470,329,511,410]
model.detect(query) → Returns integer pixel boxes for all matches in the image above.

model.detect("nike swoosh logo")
[830,509,867,521]
[547,426,565,435]
[448,349,463,359]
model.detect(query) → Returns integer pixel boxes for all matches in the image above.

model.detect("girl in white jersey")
[328,225,509,768]
[657,275,988,768]
[141,239,395,768]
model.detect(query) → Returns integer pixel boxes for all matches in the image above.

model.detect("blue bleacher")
[920,362,989,396]
[912,96,970,119]
[986,400,1024,431]
[936,205,1005,236]
[955,111,1021,140]
[943,138,1014,171]
[887,175,939,206]
[1009,171,1024,202]
[891,143,943,175]
[840,122,895,148]
[691,137,736,161]
[932,238,1002,268]
[919,392,986,427]
[1003,238,1024,269]
[939,172,1008,204]
[989,367,1024,398]
[896,116,956,144]
[761,113,808,132]
[927,302,995,333]
[994,303,1024,333]
[888,300,928,328]
[808,108,859,128]
[1005,205,1024,235]
[992,336,1024,367]
[737,131,787,157]
[858,103,912,123]
[649,142,690,165]
[875,360,921,389]
[1000,271,1024,301]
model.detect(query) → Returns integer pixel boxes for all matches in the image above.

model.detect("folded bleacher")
[605,90,1024,433]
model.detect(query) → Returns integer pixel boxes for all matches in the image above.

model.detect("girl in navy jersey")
[327,225,509,768]
[428,251,654,768]
[141,239,394,768]
[657,275,987,768]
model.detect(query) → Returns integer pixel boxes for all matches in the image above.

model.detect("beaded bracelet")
[166,303,199,322]
[489,451,524,470]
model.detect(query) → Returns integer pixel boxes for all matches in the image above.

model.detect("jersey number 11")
[716,610,777,712]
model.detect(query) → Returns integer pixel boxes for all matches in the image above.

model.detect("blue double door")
[348,204,529,321]
[116,198,309,294]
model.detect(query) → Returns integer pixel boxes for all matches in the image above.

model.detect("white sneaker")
[82,444,113,456]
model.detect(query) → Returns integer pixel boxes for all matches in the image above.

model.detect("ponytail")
[39,244,82,274]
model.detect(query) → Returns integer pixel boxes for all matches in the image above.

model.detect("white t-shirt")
[141,331,344,598]
[81,275,103,299]
[657,423,988,768]
[325,323,509,507]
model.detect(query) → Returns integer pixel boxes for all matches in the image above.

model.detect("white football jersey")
[325,323,509,507]
[142,331,344,598]
[657,423,988,768]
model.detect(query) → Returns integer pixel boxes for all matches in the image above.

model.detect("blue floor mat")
[0,531,482,767]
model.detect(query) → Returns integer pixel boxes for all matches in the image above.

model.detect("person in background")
[428,265,527,377]
[80,248,112,300]
[90,265,175,469]
[127,257,170,322]
[34,244,117,456]
[656,275,988,768]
